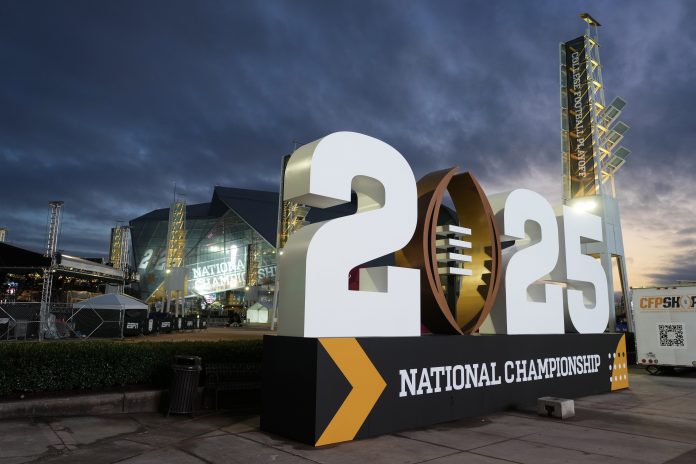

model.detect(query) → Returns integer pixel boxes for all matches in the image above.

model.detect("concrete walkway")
[2,367,695,463]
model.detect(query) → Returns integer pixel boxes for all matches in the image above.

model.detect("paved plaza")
[1,367,695,464]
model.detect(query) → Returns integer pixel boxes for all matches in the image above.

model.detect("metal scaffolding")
[164,200,187,315]
[560,13,633,332]
[165,201,186,270]
[278,201,310,251]
[561,14,631,201]
[247,242,259,288]
[583,17,632,198]
[271,153,311,330]
[39,201,64,340]
[109,224,131,293]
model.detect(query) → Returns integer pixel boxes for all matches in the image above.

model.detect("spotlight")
[572,199,598,212]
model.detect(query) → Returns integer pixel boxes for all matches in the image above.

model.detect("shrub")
[0,340,263,396]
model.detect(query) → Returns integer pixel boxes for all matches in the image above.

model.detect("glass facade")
[130,198,277,311]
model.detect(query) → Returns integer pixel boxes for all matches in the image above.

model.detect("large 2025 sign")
[277,131,609,337]
[262,132,628,447]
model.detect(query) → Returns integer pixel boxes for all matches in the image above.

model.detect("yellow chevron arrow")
[315,338,386,446]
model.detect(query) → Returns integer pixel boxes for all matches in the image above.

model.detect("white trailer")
[632,285,696,373]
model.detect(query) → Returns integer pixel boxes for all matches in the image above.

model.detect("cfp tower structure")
[143,197,187,314]
[560,13,633,331]
[164,198,187,315]
[108,224,130,293]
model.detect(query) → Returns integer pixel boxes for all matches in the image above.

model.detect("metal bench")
[204,362,261,410]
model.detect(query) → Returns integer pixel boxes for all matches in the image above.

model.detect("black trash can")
[168,355,202,415]
[200,319,208,330]
[183,316,195,331]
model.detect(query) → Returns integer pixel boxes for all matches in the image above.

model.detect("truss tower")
[560,13,633,331]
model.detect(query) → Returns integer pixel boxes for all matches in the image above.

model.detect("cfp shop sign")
[639,295,696,311]
[263,132,628,447]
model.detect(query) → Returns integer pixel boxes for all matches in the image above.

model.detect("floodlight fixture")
[606,146,631,173]
[605,121,630,150]
[572,198,599,213]
[601,97,627,128]
[580,13,601,27]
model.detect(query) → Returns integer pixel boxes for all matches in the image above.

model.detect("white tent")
[64,294,148,339]
[246,302,269,324]
[74,293,148,310]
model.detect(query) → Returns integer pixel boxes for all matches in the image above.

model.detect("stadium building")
[130,187,279,313]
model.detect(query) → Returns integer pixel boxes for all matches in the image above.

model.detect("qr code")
[658,324,685,348]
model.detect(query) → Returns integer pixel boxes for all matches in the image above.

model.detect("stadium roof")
[129,202,212,222]
[130,187,280,246]
[129,184,378,250]
[212,187,279,244]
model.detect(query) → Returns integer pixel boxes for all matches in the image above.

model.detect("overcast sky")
[1,0,694,286]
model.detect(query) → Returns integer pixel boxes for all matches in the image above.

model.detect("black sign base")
[261,333,628,446]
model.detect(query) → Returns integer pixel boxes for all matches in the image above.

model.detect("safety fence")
[0,302,124,340]
[0,302,208,341]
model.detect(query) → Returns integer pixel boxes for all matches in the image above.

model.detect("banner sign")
[188,245,247,295]
[262,131,628,447]
[564,36,596,198]
[263,334,628,445]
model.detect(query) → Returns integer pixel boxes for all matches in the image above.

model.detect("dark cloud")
[672,238,696,248]
[0,0,694,280]
[647,248,696,283]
